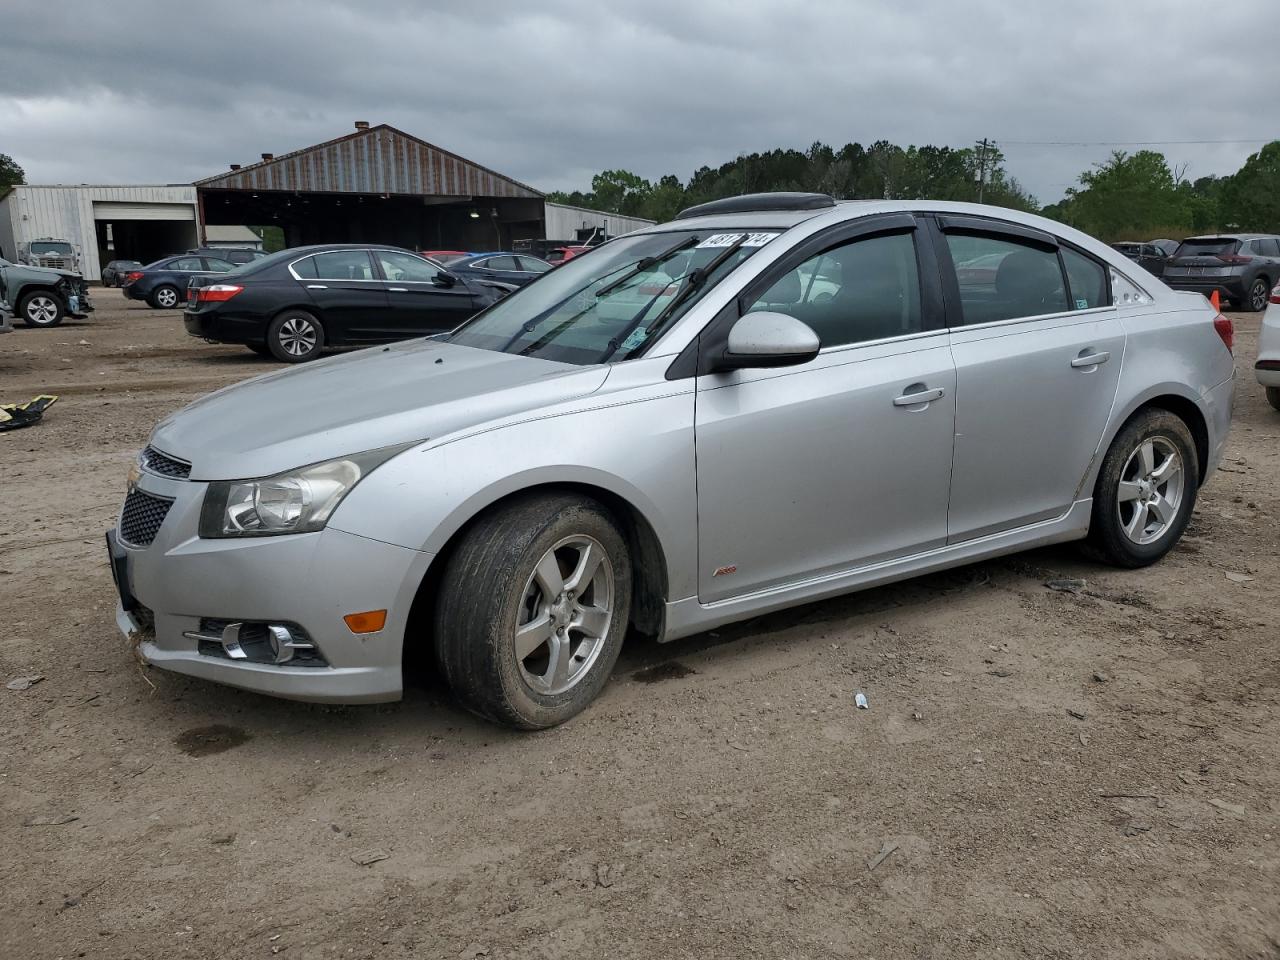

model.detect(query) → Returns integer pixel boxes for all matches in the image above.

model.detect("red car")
[545,246,592,266]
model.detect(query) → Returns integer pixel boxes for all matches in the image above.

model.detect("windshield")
[31,242,73,255]
[447,229,780,364]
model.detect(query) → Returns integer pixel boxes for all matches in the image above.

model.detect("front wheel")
[266,310,325,362]
[1085,409,1199,567]
[18,290,66,327]
[1246,277,1270,312]
[434,493,632,729]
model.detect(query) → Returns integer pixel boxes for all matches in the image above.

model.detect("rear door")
[933,216,1125,541]
[694,215,956,602]
[371,249,479,335]
[291,250,388,343]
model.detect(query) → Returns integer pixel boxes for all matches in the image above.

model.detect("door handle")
[893,386,945,407]
[306,284,328,289]
[388,287,408,292]
[1071,350,1110,368]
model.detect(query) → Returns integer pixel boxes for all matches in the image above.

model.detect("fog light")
[343,610,387,634]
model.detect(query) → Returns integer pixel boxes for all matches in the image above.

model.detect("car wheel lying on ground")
[109,193,1236,728]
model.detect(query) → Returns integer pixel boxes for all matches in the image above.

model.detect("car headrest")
[995,250,1062,302]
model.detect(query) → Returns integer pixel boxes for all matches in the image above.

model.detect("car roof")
[1182,233,1275,241]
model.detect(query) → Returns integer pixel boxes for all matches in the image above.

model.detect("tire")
[1245,276,1270,313]
[434,493,632,729]
[149,285,180,310]
[1085,409,1199,568]
[266,310,325,362]
[18,290,66,328]
[1266,386,1280,412]
[246,343,272,357]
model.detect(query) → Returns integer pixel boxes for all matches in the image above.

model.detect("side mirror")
[715,311,820,371]
[432,272,457,288]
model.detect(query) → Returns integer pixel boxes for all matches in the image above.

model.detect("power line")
[997,138,1270,147]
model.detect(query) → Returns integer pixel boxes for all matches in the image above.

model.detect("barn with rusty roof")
[195,121,548,252]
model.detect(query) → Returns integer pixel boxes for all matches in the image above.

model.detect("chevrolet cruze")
[109,194,1235,728]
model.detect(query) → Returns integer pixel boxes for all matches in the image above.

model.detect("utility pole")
[975,138,990,203]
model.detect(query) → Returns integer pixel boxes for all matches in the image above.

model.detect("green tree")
[0,153,24,193]
[1053,150,1191,238]
[1220,141,1280,232]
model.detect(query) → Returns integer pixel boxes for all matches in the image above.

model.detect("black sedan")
[184,244,506,362]
[446,252,552,288]
[121,254,236,308]
[101,259,142,287]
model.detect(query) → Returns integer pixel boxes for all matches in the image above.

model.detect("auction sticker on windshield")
[696,232,778,249]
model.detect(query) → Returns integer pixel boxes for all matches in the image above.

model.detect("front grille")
[119,489,173,547]
[37,257,70,270]
[140,445,191,479]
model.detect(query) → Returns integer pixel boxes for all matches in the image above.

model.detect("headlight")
[199,445,409,538]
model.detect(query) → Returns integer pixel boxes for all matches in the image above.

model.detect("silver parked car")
[108,194,1236,728]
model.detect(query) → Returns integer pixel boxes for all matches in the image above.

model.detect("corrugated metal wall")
[199,126,541,199]
[0,185,197,280]
[544,202,654,241]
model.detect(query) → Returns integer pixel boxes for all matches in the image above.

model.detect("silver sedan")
[110,194,1235,728]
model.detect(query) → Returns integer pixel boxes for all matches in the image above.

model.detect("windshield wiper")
[592,236,699,300]
[596,234,748,364]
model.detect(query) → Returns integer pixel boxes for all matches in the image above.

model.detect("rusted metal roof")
[195,124,543,198]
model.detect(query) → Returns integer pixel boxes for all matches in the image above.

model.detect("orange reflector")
[343,610,387,634]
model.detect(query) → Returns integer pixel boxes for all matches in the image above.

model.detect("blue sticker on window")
[1075,298,1088,309]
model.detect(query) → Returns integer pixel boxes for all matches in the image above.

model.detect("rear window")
[1173,238,1238,259]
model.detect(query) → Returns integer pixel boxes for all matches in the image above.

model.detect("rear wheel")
[266,309,325,362]
[434,493,632,729]
[1266,386,1280,412]
[149,285,180,309]
[18,290,65,328]
[1085,409,1198,567]
[1246,276,1270,312]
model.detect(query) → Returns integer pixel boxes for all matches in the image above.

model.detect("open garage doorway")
[93,201,198,277]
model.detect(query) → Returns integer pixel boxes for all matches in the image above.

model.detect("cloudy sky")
[2,1,1273,205]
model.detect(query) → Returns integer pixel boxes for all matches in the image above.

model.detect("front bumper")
[110,468,433,703]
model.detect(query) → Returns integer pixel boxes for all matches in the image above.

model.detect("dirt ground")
[1,294,1277,960]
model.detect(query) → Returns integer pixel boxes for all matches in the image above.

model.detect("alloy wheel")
[1116,437,1184,545]
[1250,279,1269,312]
[156,287,178,308]
[515,535,614,695]
[26,295,59,325]
[278,316,318,357]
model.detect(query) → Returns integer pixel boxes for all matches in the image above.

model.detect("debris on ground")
[6,675,45,691]
[855,692,869,709]
[1207,798,1246,817]
[1223,571,1255,583]
[350,849,389,866]
[0,394,58,431]
[868,841,899,871]
[1092,672,1110,683]
[1045,578,1087,593]
[22,813,78,826]
[460,944,490,959]
[1067,708,1088,720]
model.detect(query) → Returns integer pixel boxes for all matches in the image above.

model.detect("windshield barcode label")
[697,232,777,249]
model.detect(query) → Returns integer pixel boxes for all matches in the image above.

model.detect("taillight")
[125,271,144,283]
[1213,314,1234,354]
[1270,283,1280,305]
[194,284,243,303]
[1215,254,1252,265]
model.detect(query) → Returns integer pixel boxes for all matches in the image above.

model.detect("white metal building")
[203,224,264,250]
[0,184,199,281]
[544,201,653,243]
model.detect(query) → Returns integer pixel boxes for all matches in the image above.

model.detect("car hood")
[10,264,78,281]
[150,339,609,480]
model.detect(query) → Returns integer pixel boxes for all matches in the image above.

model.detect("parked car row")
[1113,233,1280,311]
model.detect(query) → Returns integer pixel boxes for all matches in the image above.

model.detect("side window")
[375,250,441,283]
[1061,248,1110,309]
[486,256,518,271]
[292,256,318,279]
[1260,238,1280,257]
[170,257,203,271]
[311,250,375,280]
[748,231,922,348]
[518,257,551,274]
[203,258,235,272]
[945,233,1068,324]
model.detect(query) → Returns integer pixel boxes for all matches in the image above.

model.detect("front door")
[372,249,479,335]
[935,220,1126,541]
[694,222,956,603]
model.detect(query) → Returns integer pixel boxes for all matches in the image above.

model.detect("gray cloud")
[2,0,1273,204]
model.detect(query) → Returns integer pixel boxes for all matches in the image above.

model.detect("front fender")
[328,388,699,601]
